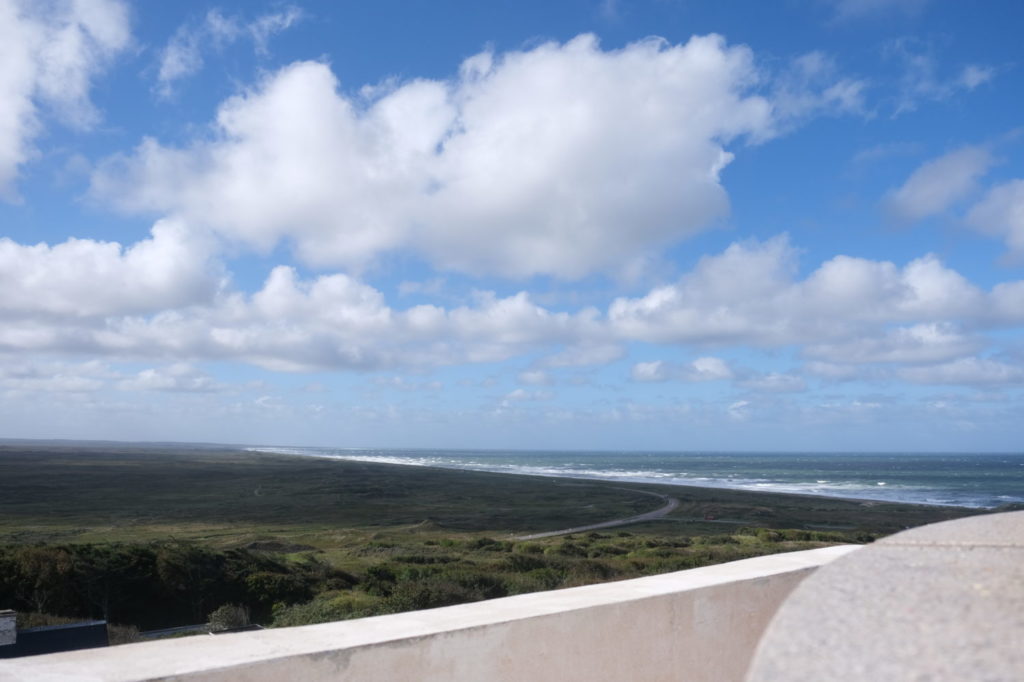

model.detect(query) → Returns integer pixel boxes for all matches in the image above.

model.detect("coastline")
[246,445,1016,511]
[0,443,984,547]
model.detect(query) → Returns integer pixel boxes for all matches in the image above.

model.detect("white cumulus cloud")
[0,261,601,372]
[94,34,861,279]
[0,226,1021,391]
[0,219,222,318]
[609,235,1001,347]
[0,0,130,198]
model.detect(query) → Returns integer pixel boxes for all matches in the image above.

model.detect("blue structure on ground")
[0,619,108,659]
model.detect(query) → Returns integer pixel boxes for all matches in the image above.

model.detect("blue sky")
[1,0,1023,451]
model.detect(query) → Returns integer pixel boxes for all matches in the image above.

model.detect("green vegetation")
[0,444,981,633]
[0,541,348,629]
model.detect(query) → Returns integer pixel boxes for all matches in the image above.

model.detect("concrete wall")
[0,545,855,682]
[746,511,1024,681]
[0,611,15,648]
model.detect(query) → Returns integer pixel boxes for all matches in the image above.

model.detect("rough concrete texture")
[747,510,1024,682]
[0,546,855,682]
[875,508,1024,547]
[0,611,14,647]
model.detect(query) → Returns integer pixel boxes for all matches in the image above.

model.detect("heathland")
[0,443,981,636]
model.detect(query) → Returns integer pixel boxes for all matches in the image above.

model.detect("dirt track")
[513,488,680,540]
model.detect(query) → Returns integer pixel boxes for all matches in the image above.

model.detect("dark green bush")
[272,591,381,627]
[502,554,549,572]
[361,565,398,597]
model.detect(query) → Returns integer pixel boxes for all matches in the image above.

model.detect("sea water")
[246,447,1024,509]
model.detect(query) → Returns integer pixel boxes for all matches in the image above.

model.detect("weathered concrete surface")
[0,545,855,682]
[874,508,1023,547]
[0,611,14,647]
[747,511,1024,682]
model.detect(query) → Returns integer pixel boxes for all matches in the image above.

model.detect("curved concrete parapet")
[746,511,1024,682]
[0,546,855,682]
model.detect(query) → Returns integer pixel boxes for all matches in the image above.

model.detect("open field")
[0,443,984,632]
[0,443,979,545]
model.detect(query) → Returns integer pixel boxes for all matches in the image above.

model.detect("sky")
[1,0,1023,452]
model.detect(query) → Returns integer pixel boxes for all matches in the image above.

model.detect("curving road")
[513,488,680,541]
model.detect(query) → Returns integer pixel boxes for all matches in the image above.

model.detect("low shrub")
[208,603,250,631]
[272,591,381,627]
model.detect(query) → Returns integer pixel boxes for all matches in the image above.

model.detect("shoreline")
[244,446,1007,511]
[1,438,1015,512]
[1,443,983,546]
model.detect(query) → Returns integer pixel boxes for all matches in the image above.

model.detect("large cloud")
[0,220,222,318]
[608,235,1015,346]
[1,228,1021,387]
[0,0,130,198]
[0,255,601,371]
[93,34,806,278]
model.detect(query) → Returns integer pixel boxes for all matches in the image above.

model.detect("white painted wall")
[0,545,856,682]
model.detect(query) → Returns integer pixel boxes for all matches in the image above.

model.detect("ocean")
[246,447,1024,510]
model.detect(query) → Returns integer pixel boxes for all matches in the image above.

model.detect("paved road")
[513,488,681,541]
